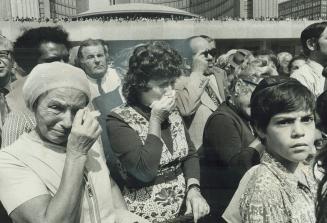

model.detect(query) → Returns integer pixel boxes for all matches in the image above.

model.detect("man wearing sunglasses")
[2,26,71,148]
[176,35,226,151]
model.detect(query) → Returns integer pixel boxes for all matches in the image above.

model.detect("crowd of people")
[0,15,325,23]
[0,21,327,223]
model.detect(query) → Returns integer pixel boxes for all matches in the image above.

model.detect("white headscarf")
[23,62,91,110]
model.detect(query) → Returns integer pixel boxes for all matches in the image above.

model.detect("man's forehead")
[81,44,105,55]
[39,42,67,53]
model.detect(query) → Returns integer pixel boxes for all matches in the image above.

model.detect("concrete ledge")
[0,20,319,41]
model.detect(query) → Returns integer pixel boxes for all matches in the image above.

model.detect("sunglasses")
[201,48,217,58]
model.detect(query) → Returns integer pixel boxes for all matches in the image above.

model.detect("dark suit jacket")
[92,87,124,188]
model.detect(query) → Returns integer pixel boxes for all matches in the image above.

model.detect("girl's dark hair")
[317,91,327,133]
[316,91,327,223]
[250,76,315,132]
[316,145,327,223]
[123,41,183,105]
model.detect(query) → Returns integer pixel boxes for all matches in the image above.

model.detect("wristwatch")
[187,183,201,193]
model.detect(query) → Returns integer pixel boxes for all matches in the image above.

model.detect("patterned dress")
[240,152,317,223]
[112,104,190,222]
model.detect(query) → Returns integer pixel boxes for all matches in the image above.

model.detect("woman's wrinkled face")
[140,78,176,107]
[34,88,88,145]
[232,81,255,119]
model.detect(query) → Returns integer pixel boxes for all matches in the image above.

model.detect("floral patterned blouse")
[108,104,200,222]
[240,152,317,223]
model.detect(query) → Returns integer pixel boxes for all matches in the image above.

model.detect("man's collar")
[307,59,324,72]
[261,152,312,191]
[87,73,107,83]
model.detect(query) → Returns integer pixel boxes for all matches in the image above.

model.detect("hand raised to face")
[67,108,102,156]
[150,93,176,123]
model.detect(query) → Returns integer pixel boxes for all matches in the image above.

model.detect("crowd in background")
[0,15,325,23]
[0,21,327,223]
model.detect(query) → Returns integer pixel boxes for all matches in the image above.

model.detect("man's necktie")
[0,88,10,125]
[205,83,220,106]
[96,78,105,95]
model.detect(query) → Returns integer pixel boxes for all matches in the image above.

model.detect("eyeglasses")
[201,48,217,58]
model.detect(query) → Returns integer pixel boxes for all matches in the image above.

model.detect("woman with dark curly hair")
[107,42,209,222]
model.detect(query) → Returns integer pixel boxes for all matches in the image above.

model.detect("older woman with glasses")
[239,77,316,222]
[201,74,262,222]
[107,42,209,222]
[0,62,149,223]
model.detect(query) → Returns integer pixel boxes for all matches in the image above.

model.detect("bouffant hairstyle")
[123,41,183,105]
[13,26,70,73]
[250,76,315,133]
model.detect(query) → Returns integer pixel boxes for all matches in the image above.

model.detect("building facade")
[47,0,77,18]
[0,0,77,19]
[248,0,278,18]
[110,0,249,19]
[0,0,40,19]
[279,0,327,19]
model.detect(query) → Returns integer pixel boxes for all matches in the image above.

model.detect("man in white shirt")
[291,22,327,97]
[0,35,14,142]
[75,39,124,185]
[75,39,123,100]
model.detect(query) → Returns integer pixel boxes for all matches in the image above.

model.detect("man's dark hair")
[301,22,327,56]
[251,76,315,133]
[13,26,70,73]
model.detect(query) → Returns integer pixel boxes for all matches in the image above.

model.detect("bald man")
[175,36,226,151]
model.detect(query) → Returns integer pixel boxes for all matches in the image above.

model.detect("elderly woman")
[203,74,262,176]
[240,77,316,222]
[107,43,209,222]
[0,62,148,223]
[201,74,262,222]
